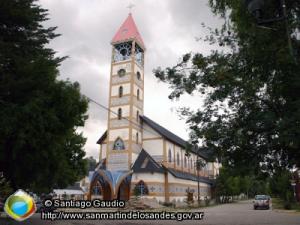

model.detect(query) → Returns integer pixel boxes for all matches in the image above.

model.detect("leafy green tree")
[85,156,97,174]
[269,169,293,203]
[240,176,254,199]
[215,165,270,202]
[154,0,300,173]
[0,0,88,193]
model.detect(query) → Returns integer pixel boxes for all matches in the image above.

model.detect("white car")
[253,195,271,210]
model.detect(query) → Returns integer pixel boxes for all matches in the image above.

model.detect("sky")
[38,0,223,160]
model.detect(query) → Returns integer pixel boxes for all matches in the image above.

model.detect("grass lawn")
[272,198,300,212]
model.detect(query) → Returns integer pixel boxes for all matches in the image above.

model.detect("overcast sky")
[38,0,223,160]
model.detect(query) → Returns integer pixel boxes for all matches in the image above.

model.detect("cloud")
[39,0,223,160]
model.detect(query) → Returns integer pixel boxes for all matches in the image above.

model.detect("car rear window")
[255,195,268,200]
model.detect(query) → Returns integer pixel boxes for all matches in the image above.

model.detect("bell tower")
[106,13,145,171]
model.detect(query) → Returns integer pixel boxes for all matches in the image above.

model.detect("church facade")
[89,14,219,203]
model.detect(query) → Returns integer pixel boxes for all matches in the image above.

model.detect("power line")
[84,94,207,160]
[85,95,178,142]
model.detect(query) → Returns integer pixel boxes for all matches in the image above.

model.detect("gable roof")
[166,168,215,186]
[140,115,210,160]
[132,150,215,185]
[132,149,164,173]
[96,116,211,160]
[96,131,107,144]
[111,13,145,49]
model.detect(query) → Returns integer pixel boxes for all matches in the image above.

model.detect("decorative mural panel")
[131,183,164,194]
[107,153,129,171]
[148,184,164,193]
[168,184,209,196]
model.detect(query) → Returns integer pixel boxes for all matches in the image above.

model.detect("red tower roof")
[111,13,145,49]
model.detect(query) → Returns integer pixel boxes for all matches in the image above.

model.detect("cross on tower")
[127,3,135,13]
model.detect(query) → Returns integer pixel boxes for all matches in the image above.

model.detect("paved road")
[1,200,300,225]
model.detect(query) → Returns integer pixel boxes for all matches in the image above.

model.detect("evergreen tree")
[0,0,88,193]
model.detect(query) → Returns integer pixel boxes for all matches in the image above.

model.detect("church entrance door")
[117,180,130,201]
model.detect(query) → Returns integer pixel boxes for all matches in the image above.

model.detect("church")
[89,13,219,203]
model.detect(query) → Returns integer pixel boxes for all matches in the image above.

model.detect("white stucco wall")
[133,84,143,100]
[174,145,182,167]
[112,63,131,75]
[166,141,174,163]
[132,152,139,165]
[143,139,163,156]
[110,105,130,119]
[101,144,107,159]
[133,106,141,120]
[132,128,142,144]
[109,128,129,141]
[142,124,161,139]
[134,63,144,80]
[111,83,130,96]
[168,174,209,188]
[132,173,165,183]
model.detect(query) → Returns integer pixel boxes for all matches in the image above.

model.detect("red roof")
[111,13,145,49]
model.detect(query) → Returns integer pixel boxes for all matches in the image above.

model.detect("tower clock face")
[114,42,132,62]
[135,44,143,65]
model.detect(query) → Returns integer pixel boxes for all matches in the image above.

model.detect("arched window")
[136,71,141,80]
[113,137,125,150]
[119,86,123,98]
[136,132,139,144]
[177,152,180,166]
[136,110,139,122]
[118,108,122,120]
[168,149,172,163]
[134,180,149,196]
[137,89,140,100]
[184,157,187,168]
[190,158,193,169]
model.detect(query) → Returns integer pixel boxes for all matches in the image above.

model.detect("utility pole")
[197,156,200,207]
[196,157,206,207]
[245,0,296,63]
[280,0,294,61]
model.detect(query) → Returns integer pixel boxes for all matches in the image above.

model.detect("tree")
[86,156,97,174]
[215,166,269,202]
[154,0,300,173]
[269,169,294,203]
[0,0,88,193]
[240,176,254,199]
